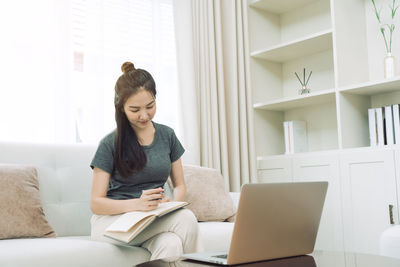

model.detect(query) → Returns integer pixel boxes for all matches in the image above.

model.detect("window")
[0,0,179,144]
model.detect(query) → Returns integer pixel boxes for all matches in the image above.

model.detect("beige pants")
[91,208,201,261]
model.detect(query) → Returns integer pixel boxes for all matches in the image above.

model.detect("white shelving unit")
[250,30,333,62]
[253,88,335,111]
[339,77,400,149]
[247,0,400,255]
[248,0,336,156]
[248,0,400,157]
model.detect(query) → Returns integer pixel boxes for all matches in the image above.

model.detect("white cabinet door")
[292,153,344,253]
[340,150,398,255]
[392,150,400,224]
[257,157,292,183]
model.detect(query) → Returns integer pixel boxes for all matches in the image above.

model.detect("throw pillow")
[0,164,56,239]
[169,165,236,222]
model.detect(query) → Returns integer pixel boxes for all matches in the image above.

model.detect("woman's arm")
[169,158,186,201]
[90,167,164,215]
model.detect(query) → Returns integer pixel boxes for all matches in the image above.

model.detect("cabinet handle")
[389,204,395,225]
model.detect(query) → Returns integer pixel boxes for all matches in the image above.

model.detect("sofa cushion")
[0,164,56,239]
[198,222,234,252]
[171,165,236,222]
[0,237,150,267]
[0,142,96,237]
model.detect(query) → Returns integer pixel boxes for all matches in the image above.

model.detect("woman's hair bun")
[121,62,135,74]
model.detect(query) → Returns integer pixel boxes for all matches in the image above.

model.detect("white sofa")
[0,142,238,267]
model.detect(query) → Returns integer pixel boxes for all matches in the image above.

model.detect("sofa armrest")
[229,192,240,211]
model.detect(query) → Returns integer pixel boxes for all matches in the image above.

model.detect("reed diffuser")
[295,68,312,95]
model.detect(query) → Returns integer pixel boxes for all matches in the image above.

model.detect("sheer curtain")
[0,0,180,144]
[173,0,257,191]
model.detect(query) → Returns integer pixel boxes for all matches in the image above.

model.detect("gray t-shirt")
[90,122,185,200]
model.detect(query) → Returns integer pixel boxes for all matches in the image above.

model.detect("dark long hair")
[114,62,156,177]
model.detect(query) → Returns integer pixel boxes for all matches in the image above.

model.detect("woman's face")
[123,89,156,131]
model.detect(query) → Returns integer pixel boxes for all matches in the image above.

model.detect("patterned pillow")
[0,164,56,239]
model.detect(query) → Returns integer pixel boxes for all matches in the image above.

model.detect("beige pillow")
[169,165,236,222]
[0,164,56,239]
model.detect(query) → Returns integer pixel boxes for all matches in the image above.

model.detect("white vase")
[384,53,396,79]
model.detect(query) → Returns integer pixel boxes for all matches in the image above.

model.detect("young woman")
[90,62,199,260]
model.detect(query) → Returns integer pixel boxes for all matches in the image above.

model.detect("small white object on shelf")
[392,104,400,144]
[283,121,291,154]
[384,106,395,146]
[283,120,308,154]
[368,108,377,147]
[375,107,385,146]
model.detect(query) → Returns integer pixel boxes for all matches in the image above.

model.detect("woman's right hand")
[135,187,164,211]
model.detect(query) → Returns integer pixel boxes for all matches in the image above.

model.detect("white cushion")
[0,237,150,267]
[380,226,400,259]
[0,142,96,236]
[198,222,234,252]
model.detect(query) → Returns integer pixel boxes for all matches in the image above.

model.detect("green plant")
[372,0,399,53]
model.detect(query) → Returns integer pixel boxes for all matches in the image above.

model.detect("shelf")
[256,148,342,160]
[249,0,319,14]
[339,76,400,95]
[256,145,400,160]
[250,30,333,63]
[253,88,335,111]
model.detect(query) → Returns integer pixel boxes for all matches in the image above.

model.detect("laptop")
[183,181,328,265]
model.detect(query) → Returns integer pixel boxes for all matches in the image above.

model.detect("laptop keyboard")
[213,254,228,259]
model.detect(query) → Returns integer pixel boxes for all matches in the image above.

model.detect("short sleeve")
[90,136,114,174]
[169,130,185,163]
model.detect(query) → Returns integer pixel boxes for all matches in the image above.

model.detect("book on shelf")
[104,201,188,243]
[283,121,291,154]
[392,104,400,145]
[384,106,395,146]
[375,107,385,146]
[368,108,377,147]
[368,105,400,147]
[283,120,307,154]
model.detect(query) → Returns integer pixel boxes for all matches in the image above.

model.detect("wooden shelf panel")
[250,30,333,63]
[339,76,400,95]
[249,0,319,14]
[253,89,335,111]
